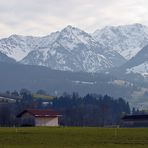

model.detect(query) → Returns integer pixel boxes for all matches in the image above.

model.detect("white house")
[17,109,61,126]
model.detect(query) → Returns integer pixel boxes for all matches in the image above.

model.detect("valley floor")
[0,127,148,148]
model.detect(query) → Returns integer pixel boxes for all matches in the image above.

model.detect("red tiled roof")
[17,109,60,118]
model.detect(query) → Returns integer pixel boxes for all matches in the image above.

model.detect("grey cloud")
[0,0,148,38]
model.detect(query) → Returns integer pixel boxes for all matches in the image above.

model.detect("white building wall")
[35,117,59,126]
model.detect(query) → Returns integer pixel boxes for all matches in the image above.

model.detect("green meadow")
[0,127,148,148]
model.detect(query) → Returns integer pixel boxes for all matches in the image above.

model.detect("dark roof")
[122,114,148,121]
[17,109,60,118]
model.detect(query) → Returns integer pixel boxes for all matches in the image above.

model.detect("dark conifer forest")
[0,90,130,126]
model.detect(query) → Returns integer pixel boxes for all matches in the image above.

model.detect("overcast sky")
[0,0,148,38]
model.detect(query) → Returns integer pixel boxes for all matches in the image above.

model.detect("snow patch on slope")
[127,61,148,76]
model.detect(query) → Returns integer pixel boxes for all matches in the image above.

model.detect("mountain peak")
[97,23,146,31]
[129,23,148,28]
[61,25,81,33]
[65,25,74,29]
[93,23,148,60]
[9,34,24,39]
[60,25,91,41]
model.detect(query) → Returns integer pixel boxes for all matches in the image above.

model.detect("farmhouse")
[17,109,61,127]
[121,114,148,127]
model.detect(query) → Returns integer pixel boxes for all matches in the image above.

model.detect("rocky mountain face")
[0,24,148,73]
[0,26,126,73]
[20,26,126,72]
[0,35,43,61]
[92,23,148,60]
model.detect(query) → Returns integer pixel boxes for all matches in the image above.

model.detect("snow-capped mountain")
[20,25,125,72]
[92,23,148,60]
[125,45,148,76]
[0,35,43,61]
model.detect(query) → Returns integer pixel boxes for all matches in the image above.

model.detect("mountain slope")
[0,62,119,95]
[124,45,148,76]
[93,23,148,60]
[0,35,42,61]
[20,26,125,72]
[0,52,16,63]
[0,62,148,108]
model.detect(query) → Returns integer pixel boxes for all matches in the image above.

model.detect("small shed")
[17,109,61,127]
[121,114,148,127]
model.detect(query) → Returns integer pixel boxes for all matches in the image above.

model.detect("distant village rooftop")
[17,109,61,118]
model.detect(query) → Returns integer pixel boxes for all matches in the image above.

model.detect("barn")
[121,114,148,127]
[17,109,61,127]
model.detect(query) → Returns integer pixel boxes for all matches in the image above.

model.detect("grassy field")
[0,127,148,148]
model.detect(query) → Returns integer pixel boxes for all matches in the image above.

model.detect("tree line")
[0,89,131,126]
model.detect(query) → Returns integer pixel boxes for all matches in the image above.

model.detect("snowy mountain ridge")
[0,35,40,61]
[92,23,148,60]
[0,24,148,73]
[20,25,125,72]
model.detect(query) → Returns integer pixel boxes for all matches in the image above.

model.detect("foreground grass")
[0,127,148,148]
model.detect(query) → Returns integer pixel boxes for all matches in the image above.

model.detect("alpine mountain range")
[0,23,147,75]
[0,23,148,108]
